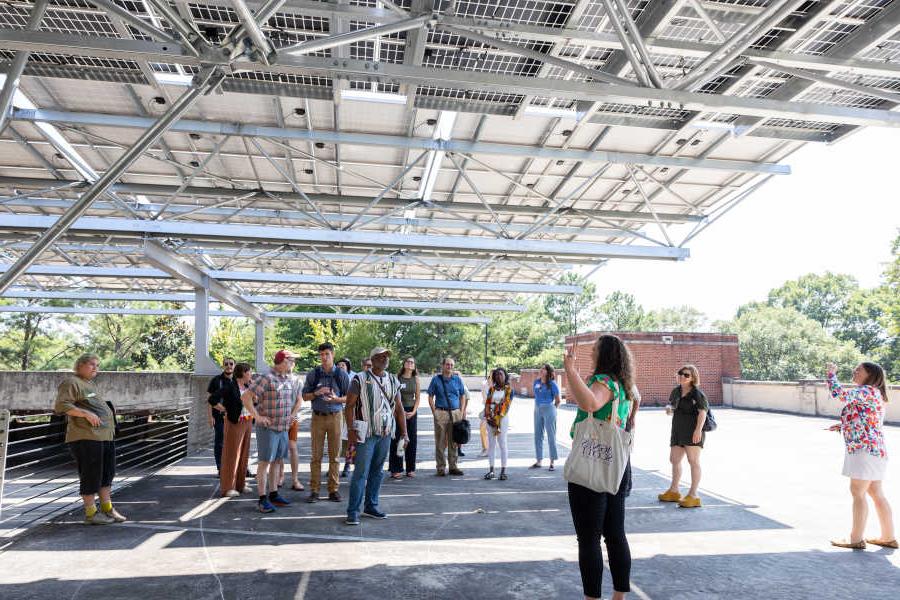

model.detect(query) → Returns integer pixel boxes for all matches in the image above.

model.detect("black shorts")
[68,440,116,495]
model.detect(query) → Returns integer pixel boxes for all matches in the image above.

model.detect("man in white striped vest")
[344,347,409,525]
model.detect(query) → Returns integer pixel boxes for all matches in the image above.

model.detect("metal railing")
[0,399,192,536]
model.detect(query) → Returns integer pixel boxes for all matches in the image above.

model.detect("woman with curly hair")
[483,367,513,481]
[563,335,636,600]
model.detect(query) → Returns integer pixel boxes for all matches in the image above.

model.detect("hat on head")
[273,349,298,364]
[368,347,392,359]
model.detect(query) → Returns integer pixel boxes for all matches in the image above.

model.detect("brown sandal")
[830,539,866,550]
[865,538,899,549]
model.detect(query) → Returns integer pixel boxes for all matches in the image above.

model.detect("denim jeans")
[347,434,391,519]
[534,403,558,461]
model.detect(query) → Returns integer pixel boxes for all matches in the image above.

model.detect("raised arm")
[826,363,850,404]
[563,347,611,413]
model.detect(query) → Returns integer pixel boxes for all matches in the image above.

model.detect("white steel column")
[194,286,221,375]
[255,319,266,370]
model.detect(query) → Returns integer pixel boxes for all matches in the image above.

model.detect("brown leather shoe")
[448,468,464,476]
[328,492,342,502]
[830,539,866,549]
[866,538,899,549]
[435,469,446,477]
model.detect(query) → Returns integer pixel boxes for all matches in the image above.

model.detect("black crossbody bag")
[438,376,470,445]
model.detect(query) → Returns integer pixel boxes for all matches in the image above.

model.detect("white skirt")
[842,452,888,481]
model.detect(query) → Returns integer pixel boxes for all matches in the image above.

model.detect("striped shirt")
[248,368,300,432]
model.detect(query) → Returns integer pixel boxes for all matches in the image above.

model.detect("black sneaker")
[449,468,464,476]
[328,492,342,502]
[363,508,387,519]
[306,492,319,504]
[458,449,466,457]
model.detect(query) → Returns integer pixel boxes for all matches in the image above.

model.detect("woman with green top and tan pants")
[54,353,126,525]
[564,335,636,600]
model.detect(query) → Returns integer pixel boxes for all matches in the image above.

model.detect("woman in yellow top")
[53,353,126,525]
[563,335,636,600]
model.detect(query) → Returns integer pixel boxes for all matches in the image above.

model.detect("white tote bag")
[564,399,633,495]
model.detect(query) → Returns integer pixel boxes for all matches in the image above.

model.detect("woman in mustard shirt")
[563,335,636,600]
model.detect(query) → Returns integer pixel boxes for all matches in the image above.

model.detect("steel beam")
[437,23,633,87]
[0,0,47,134]
[0,68,227,294]
[88,0,181,47]
[8,108,791,174]
[747,59,900,105]
[279,14,432,55]
[229,0,277,64]
[0,176,707,223]
[3,214,690,260]
[0,289,527,312]
[0,305,492,324]
[144,240,264,320]
[0,263,584,294]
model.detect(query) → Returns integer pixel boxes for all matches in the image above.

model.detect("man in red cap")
[241,349,303,513]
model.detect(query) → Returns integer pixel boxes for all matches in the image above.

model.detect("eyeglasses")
[223,362,235,366]
[405,359,415,364]
[677,371,691,378]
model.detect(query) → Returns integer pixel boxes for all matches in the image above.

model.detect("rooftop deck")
[1,401,898,599]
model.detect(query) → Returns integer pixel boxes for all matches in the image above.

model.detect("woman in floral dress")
[827,361,896,549]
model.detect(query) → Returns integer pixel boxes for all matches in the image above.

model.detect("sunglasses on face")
[224,362,235,366]
[678,371,690,377]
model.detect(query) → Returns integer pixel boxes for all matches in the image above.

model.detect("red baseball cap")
[273,349,298,364]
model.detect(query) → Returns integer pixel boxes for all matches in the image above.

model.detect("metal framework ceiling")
[0,0,897,319]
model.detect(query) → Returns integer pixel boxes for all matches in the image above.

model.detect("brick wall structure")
[545,331,741,407]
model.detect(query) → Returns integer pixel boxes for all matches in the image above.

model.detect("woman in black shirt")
[658,364,708,509]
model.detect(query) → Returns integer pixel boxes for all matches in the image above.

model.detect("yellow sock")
[100,501,113,513]
[85,504,98,518]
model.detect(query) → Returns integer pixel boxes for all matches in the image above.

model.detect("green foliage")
[767,272,859,332]
[644,305,710,332]
[0,302,83,370]
[597,291,650,331]
[722,305,863,381]
[542,273,598,335]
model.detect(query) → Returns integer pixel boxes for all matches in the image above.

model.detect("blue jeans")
[534,403,558,461]
[347,434,391,519]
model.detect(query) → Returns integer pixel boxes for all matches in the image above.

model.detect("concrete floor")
[1,400,899,599]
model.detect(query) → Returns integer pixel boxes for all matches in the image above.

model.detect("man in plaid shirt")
[241,349,303,513]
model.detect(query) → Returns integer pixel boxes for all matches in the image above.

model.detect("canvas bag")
[564,385,633,495]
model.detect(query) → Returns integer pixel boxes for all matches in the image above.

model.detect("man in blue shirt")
[302,342,351,503]
[427,357,468,476]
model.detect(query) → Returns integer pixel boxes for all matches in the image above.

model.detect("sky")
[592,127,900,323]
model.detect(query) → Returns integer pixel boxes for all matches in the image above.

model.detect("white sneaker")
[85,510,115,525]
[242,486,253,494]
[225,489,240,498]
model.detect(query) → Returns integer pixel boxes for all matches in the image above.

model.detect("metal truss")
[0,304,491,324]
[0,0,896,335]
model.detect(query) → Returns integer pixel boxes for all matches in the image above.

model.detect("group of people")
[53,334,893,600]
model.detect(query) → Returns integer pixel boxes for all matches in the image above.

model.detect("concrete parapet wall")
[0,370,195,412]
[725,379,900,424]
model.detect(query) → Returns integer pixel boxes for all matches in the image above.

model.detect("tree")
[722,305,863,381]
[542,273,599,337]
[597,291,649,331]
[645,306,710,332]
[132,315,194,371]
[0,301,82,370]
[837,287,892,355]
[767,272,859,332]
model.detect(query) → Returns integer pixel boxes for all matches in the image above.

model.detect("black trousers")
[213,411,224,472]
[567,462,632,598]
[389,413,417,474]
[69,440,116,496]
